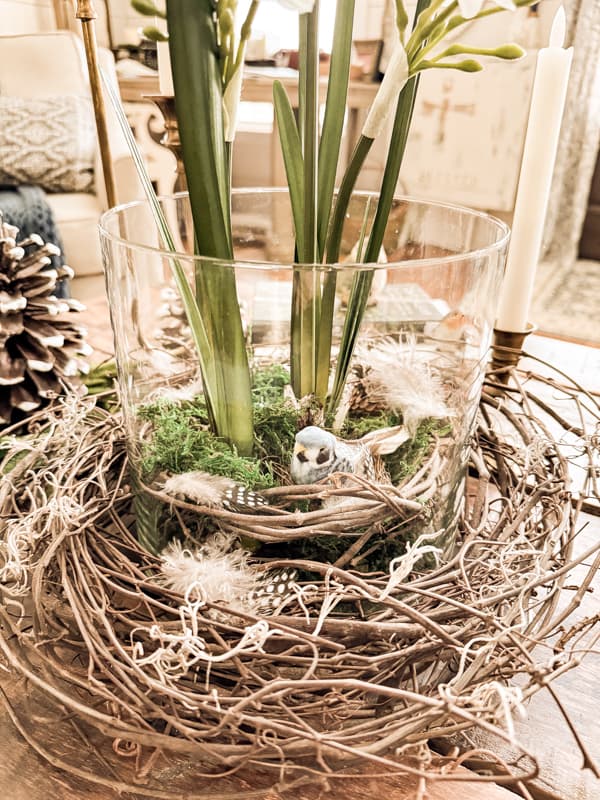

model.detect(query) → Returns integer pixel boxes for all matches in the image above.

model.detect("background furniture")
[0,30,141,301]
[578,151,600,260]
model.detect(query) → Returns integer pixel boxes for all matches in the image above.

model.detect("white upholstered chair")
[0,30,141,301]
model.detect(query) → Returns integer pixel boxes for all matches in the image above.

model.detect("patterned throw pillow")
[0,95,96,193]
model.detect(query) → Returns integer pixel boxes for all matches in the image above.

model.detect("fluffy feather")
[162,471,236,508]
[359,424,410,455]
[159,537,295,616]
[160,537,258,609]
[162,471,269,511]
[360,339,452,435]
[151,377,206,404]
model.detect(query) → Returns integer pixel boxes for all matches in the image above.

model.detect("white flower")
[268,0,316,12]
[457,0,515,19]
[362,42,409,139]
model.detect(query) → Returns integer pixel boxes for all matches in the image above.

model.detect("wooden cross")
[421,82,476,145]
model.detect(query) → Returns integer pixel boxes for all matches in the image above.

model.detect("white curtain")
[542,0,600,267]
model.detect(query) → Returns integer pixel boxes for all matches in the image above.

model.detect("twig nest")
[0,353,598,795]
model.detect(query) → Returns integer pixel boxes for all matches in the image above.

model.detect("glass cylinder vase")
[100,190,508,568]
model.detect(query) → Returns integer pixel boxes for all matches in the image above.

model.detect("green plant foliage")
[0,439,32,474]
[84,361,119,413]
[138,366,302,488]
[341,409,401,439]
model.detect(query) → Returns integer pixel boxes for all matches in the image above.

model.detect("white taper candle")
[157,40,174,97]
[496,7,573,332]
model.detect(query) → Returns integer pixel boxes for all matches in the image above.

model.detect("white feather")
[159,537,295,617]
[360,340,453,435]
[152,378,205,403]
[163,471,235,507]
[160,537,258,608]
[359,424,410,455]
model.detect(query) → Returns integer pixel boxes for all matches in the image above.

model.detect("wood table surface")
[1,299,599,799]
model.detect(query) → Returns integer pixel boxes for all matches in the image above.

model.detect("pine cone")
[155,285,191,351]
[0,218,90,425]
[347,363,385,415]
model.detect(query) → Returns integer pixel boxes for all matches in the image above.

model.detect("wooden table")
[2,307,599,798]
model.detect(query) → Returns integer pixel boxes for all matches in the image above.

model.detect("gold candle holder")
[146,95,187,193]
[146,96,196,252]
[489,323,537,388]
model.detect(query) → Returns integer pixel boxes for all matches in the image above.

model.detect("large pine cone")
[0,218,90,425]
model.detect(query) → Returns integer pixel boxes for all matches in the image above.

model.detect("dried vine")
[0,354,599,798]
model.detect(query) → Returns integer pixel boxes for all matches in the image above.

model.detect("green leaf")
[317,0,355,259]
[291,4,321,399]
[167,0,231,260]
[329,0,431,415]
[298,5,320,265]
[100,71,219,426]
[167,0,253,455]
[273,81,305,259]
[325,135,373,264]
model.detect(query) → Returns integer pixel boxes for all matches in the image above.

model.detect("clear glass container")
[100,190,509,564]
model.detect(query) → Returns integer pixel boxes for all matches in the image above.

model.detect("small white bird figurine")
[290,424,409,485]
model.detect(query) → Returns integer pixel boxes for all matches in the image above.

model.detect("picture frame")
[351,39,384,82]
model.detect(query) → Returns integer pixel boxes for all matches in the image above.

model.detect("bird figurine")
[290,424,409,485]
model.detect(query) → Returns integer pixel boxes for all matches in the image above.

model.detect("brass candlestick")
[489,323,537,388]
[76,0,117,208]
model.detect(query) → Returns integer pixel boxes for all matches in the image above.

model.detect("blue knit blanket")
[0,185,68,297]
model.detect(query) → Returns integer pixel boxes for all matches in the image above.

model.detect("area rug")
[531,258,600,344]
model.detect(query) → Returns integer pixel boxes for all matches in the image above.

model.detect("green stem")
[291,4,320,399]
[328,0,431,415]
[300,4,319,265]
[167,0,253,455]
[313,0,356,402]
[406,2,457,64]
[315,133,373,401]
[232,0,259,79]
[317,0,355,259]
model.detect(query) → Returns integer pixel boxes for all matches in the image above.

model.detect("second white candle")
[496,8,573,332]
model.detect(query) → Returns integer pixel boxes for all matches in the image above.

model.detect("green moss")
[138,396,273,488]
[251,364,291,404]
[136,365,301,488]
[341,409,401,439]
[135,365,450,566]
[384,418,451,485]
[252,366,297,479]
